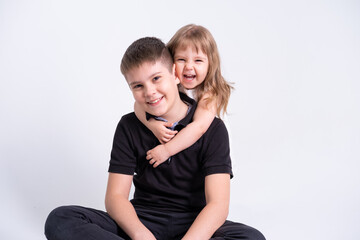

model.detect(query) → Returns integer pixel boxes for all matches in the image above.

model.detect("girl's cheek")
[175,65,182,76]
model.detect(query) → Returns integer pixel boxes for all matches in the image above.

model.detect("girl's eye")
[153,76,160,81]
[195,59,203,62]
[176,58,185,62]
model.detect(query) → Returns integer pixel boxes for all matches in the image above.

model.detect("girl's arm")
[182,173,230,239]
[147,95,217,167]
[134,102,177,143]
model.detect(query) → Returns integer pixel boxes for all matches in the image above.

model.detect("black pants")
[44,205,265,240]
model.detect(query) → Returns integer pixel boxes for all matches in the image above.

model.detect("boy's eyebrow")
[128,71,163,86]
[150,71,162,77]
[128,81,141,87]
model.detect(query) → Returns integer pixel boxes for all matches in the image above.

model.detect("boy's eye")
[195,59,203,62]
[176,58,185,62]
[153,76,160,81]
[132,84,143,89]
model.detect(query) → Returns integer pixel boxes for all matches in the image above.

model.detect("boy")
[45,37,265,240]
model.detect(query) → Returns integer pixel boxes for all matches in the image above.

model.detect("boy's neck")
[163,97,189,123]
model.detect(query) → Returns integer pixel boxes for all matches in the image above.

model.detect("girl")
[135,24,233,167]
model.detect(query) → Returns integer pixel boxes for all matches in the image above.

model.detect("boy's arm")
[105,173,156,240]
[134,102,177,143]
[147,97,217,167]
[182,173,230,240]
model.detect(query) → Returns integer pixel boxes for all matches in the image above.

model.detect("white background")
[1,0,359,239]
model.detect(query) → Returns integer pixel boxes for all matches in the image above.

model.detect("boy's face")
[126,61,180,119]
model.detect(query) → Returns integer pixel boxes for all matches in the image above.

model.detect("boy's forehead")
[137,60,165,74]
[125,60,171,83]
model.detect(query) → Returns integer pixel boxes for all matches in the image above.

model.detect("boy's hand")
[132,229,157,240]
[146,145,171,168]
[149,120,177,144]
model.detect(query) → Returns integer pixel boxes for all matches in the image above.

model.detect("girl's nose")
[184,62,193,70]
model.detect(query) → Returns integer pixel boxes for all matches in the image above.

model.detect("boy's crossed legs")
[45,205,265,240]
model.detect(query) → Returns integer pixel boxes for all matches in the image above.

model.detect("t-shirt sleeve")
[201,119,233,178]
[108,116,137,175]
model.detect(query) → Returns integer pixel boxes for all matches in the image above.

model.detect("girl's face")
[174,45,209,90]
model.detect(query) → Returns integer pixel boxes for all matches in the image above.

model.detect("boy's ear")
[172,64,180,84]
[175,76,180,85]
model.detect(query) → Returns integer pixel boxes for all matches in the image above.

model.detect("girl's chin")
[181,81,196,89]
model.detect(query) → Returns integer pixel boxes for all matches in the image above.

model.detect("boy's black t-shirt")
[108,93,233,213]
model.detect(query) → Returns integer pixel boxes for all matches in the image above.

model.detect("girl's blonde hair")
[167,24,233,118]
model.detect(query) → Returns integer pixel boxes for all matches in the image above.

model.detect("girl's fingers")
[163,122,174,128]
[164,131,177,138]
[161,137,172,143]
[165,130,178,135]
[161,134,175,142]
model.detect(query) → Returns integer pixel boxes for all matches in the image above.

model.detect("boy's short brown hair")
[120,37,174,77]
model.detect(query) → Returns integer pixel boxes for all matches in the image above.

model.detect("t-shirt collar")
[145,92,197,131]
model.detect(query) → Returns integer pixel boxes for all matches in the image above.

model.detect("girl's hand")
[146,145,171,168]
[149,120,178,144]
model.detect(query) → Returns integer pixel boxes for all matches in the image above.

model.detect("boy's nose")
[145,84,156,97]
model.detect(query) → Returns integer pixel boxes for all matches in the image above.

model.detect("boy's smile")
[147,96,164,106]
[125,61,187,122]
